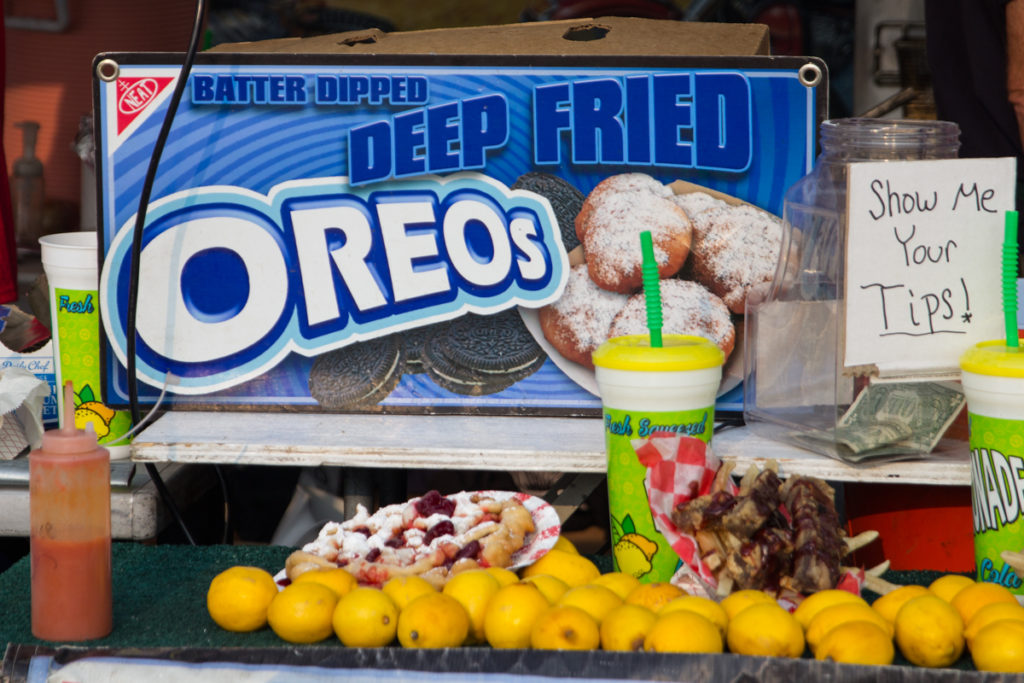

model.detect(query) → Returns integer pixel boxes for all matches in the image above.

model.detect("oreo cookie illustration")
[309,334,405,409]
[399,321,452,374]
[422,310,547,396]
[512,171,584,252]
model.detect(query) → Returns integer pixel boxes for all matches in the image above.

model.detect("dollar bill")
[837,381,965,453]
[787,381,965,463]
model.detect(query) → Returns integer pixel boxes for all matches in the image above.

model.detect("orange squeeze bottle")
[29,380,112,641]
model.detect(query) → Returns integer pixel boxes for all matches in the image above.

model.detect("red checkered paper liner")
[632,433,864,601]
[632,433,737,589]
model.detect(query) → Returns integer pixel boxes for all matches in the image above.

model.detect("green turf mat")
[0,543,980,672]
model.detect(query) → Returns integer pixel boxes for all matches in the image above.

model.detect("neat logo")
[116,77,174,134]
[100,173,569,394]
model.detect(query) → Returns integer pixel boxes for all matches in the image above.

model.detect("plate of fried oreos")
[514,171,783,398]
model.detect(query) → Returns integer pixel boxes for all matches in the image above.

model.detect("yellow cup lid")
[960,339,1024,377]
[591,334,724,371]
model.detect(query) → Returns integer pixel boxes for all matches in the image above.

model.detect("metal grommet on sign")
[798,62,823,89]
[96,59,120,82]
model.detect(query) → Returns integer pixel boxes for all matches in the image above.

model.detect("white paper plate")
[518,306,743,399]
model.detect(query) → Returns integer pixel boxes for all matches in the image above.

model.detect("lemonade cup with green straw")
[592,231,724,582]
[959,210,1024,595]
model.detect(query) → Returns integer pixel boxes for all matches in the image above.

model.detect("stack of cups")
[39,232,132,460]
[960,340,1024,595]
[593,334,723,583]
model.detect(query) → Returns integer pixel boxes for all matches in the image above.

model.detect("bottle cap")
[41,381,100,454]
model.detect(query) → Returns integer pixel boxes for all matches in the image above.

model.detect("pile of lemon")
[206,541,1024,672]
[792,573,1024,672]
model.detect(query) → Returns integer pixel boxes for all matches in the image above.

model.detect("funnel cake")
[284,490,556,588]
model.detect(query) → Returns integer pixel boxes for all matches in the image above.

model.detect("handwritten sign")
[845,157,1016,378]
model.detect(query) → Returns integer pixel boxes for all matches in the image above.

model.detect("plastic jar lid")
[592,334,724,371]
[959,339,1024,377]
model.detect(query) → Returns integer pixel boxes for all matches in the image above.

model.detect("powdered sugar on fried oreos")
[672,191,730,240]
[538,263,628,369]
[610,279,735,359]
[689,204,783,314]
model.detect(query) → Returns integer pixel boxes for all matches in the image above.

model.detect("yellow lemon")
[970,619,1024,672]
[964,601,1024,646]
[553,535,580,554]
[726,602,805,658]
[206,565,278,632]
[871,584,930,625]
[443,569,501,644]
[333,586,399,647]
[397,592,470,648]
[928,573,975,603]
[793,588,867,630]
[624,582,685,613]
[382,575,437,610]
[520,549,601,588]
[645,610,723,654]
[719,588,776,620]
[267,581,338,643]
[814,620,895,666]
[950,582,1020,626]
[894,594,965,668]
[557,584,623,623]
[659,595,729,637]
[521,574,570,603]
[485,566,520,587]
[590,572,642,601]
[530,605,600,650]
[599,603,657,652]
[483,582,551,649]
[291,567,358,599]
[805,601,893,652]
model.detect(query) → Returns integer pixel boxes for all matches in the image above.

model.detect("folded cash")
[838,381,965,453]
[788,381,965,464]
[788,430,930,465]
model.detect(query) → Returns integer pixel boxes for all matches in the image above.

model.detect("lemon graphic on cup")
[610,514,657,579]
[74,385,114,439]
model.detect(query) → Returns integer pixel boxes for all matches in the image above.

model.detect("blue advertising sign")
[93,55,825,415]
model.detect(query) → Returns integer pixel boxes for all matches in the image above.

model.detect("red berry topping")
[414,490,456,517]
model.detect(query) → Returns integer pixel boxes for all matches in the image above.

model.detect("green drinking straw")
[1004,210,1020,349]
[639,230,663,348]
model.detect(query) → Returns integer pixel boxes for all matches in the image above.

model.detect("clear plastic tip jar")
[743,118,961,458]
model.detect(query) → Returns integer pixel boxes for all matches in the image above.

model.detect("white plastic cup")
[592,334,723,582]
[39,232,132,460]
[960,340,1024,595]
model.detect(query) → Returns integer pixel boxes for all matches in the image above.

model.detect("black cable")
[126,0,209,546]
[214,463,234,544]
[713,414,746,435]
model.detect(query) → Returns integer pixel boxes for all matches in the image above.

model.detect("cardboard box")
[92,17,824,416]
[209,17,770,57]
